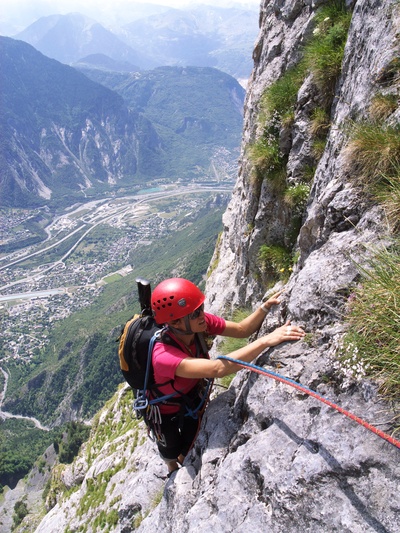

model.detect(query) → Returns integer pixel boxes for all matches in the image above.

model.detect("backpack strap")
[196,332,210,359]
[133,331,160,412]
[135,329,213,420]
[133,328,183,416]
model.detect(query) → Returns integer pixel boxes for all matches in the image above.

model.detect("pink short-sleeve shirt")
[152,313,226,413]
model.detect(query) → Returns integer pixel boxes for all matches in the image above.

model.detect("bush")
[57,422,91,464]
[258,244,292,281]
[13,499,28,529]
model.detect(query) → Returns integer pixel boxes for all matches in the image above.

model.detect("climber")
[150,277,305,477]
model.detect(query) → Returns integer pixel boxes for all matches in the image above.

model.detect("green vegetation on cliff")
[247,0,352,286]
[341,83,400,407]
[342,247,400,403]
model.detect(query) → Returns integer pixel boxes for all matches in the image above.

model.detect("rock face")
[145,0,400,531]
[29,1,399,532]
[0,444,57,532]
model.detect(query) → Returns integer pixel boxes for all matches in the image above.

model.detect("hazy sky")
[1,0,261,35]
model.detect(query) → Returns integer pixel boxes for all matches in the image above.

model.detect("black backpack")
[118,313,180,393]
[118,313,161,391]
[118,278,212,421]
[118,278,184,415]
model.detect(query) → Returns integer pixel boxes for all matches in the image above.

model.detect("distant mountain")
[14,6,259,81]
[0,36,146,208]
[14,12,152,69]
[121,5,259,80]
[77,64,245,179]
[0,1,171,36]
[0,37,244,208]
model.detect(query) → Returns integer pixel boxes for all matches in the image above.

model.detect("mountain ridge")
[14,12,149,69]
[0,37,244,208]
[13,6,259,80]
[0,36,142,207]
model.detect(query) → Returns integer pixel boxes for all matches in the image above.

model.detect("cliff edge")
[31,1,399,532]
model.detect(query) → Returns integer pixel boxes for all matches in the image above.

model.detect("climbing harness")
[217,355,400,450]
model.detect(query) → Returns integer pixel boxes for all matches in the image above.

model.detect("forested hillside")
[77,65,245,179]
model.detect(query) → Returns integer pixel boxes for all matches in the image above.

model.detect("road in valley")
[0,367,50,431]
[0,185,231,294]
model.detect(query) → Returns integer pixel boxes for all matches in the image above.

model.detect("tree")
[12,499,28,529]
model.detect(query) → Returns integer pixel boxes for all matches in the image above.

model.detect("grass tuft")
[344,117,400,233]
[369,94,398,121]
[309,107,331,137]
[340,246,400,407]
[247,135,287,190]
[343,122,400,186]
[260,65,305,122]
[375,171,400,233]
[258,244,293,282]
[284,184,311,213]
[303,0,352,95]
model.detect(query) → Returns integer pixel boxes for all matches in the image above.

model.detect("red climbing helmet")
[151,278,205,324]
